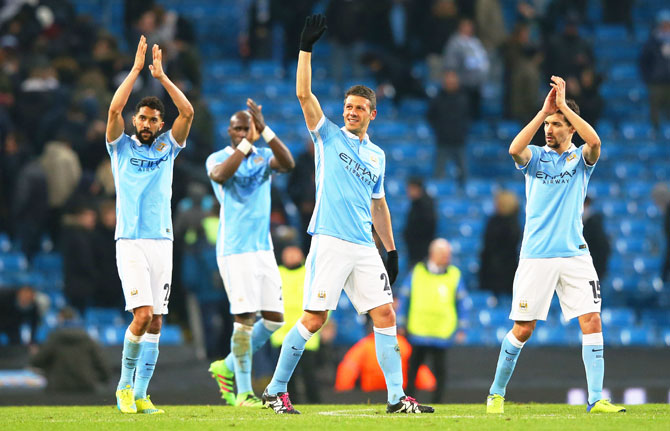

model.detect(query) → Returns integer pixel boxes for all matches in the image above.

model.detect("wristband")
[261,126,276,143]
[236,138,252,155]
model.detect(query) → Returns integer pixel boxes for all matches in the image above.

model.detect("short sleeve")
[372,153,386,199]
[168,130,185,157]
[516,145,540,174]
[309,115,340,146]
[106,133,127,156]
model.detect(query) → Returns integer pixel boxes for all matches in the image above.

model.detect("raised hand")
[550,75,567,110]
[299,14,327,52]
[246,98,266,132]
[132,35,147,72]
[246,114,260,143]
[148,44,165,80]
[541,86,558,116]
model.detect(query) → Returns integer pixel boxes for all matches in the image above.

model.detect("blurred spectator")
[652,182,670,282]
[11,157,49,260]
[397,238,467,402]
[427,70,470,183]
[601,0,634,32]
[443,18,489,119]
[359,50,426,105]
[270,245,321,403]
[273,0,317,71]
[30,306,109,392]
[1,130,29,233]
[94,199,124,309]
[502,22,543,122]
[402,177,436,268]
[475,0,507,54]
[61,200,98,314]
[287,140,316,256]
[40,133,82,244]
[326,0,369,84]
[415,0,459,73]
[479,190,521,296]
[639,9,670,129]
[0,285,41,345]
[545,13,594,81]
[567,67,603,125]
[334,327,436,393]
[238,0,274,60]
[582,196,610,281]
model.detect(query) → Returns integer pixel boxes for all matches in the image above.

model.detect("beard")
[136,128,156,145]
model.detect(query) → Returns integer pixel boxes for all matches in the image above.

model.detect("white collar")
[340,126,369,144]
[543,143,577,154]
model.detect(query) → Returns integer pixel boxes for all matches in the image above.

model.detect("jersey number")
[163,283,172,303]
[589,280,601,302]
[380,273,391,292]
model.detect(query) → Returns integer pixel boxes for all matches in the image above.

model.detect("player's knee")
[301,311,327,333]
[148,314,162,333]
[133,307,154,328]
[260,311,284,322]
[370,304,396,328]
[513,322,535,341]
[234,313,256,327]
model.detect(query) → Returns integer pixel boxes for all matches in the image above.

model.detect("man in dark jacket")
[427,70,470,184]
[582,196,610,281]
[403,178,436,268]
[31,306,109,392]
[639,9,670,128]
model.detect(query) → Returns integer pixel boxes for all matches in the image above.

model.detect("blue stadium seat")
[84,308,124,326]
[608,63,640,82]
[0,252,27,271]
[661,328,670,347]
[476,308,509,327]
[615,237,647,254]
[33,253,63,272]
[465,180,498,198]
[425,179,458,198]
[534,325,571,346]
[640,310,670,327]
[610,326,656,346]
[495,121,521,140]
[160,325,184,345]
[621,122,654,140]
[461,291,494,312]
[0,232,10,252]
[601,308,636,327]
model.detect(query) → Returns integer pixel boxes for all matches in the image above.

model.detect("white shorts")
[217,250,283,315]
[303,234,393,314]
[116,239,173,314]
[510,254,601,321]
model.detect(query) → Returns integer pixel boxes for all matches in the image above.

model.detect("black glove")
[385,250,399,286]
[299,14,327,52]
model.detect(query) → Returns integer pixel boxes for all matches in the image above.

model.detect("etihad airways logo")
[339,152,378,186]
[130,153,169,171]
[535,168,576,184]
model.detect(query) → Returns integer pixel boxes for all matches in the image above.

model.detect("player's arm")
[372,196,399,285]
[509,86,558,166]
[551,75,601,165]
[247,98,295,172]
[106,35,147,143]
[297,15,327,130]
[209,120,259,184]
[149,43,194,146]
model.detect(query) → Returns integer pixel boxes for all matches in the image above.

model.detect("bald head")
[228,111,253,147]
[428,238,451,268]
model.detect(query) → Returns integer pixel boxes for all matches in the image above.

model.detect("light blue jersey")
[517,144,596,258]
[206,146,274,256]
[308,116,386,247]
[107,131,183,240]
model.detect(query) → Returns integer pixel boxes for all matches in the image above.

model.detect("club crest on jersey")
[254,156,264,164]
[519,300,528,311]
[130,289,138,296]
[567,153,577,162]
[156,142,167,152]
[317,290,326,300]
[370,154,379,167]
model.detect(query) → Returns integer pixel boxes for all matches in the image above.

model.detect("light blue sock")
[224,319,280,373]
[231,323,254,394]
[373,327,405,404]
[133,334,159,399]
[117,329,143,390]
[582,332,604,405]
[266,323,310,395]
[489,331,525,397]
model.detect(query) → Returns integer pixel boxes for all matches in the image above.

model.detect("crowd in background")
[0,0,669,399]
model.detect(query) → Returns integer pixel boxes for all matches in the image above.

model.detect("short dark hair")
[557,98,580,125]
[344,85,376,112]
[135,96,165,119]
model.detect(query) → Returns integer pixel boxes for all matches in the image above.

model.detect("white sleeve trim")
[169,130,186,148]
[371,192,385,199]
[309,115,326,133]
[514,151,533,170]
[106,133,124,146]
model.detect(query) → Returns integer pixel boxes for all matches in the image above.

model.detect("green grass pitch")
[1,404,669,431]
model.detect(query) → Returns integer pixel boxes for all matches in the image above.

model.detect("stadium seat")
[0,252,27,271]
[601,308,636,327]
[84,308,125,327]
[477,308,509,328]
[534,325,571,346]
[160,324,184,345]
